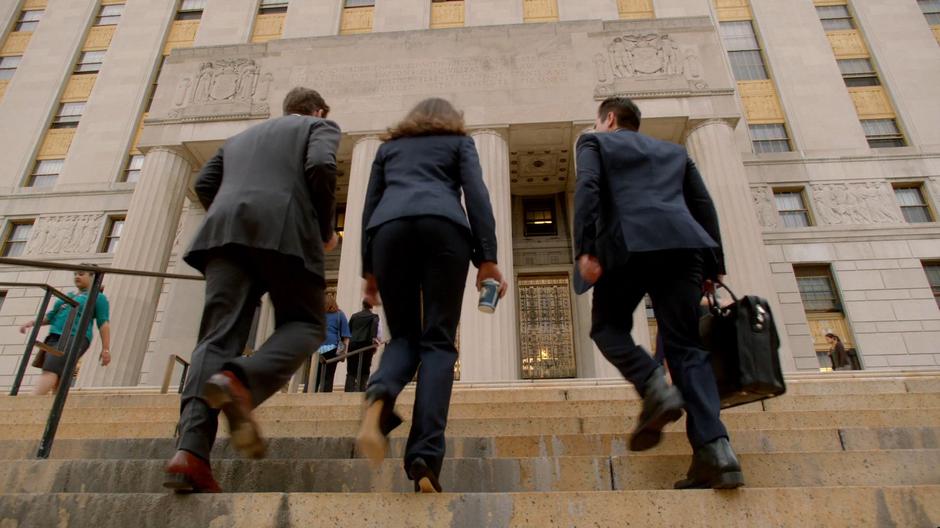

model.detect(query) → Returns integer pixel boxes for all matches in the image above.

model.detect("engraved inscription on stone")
[295,54,569,98]
[168,59,271,121]
[26,214,104,256]
[810,182,903,226]
[594,32,708,98]
[750,185,779,229]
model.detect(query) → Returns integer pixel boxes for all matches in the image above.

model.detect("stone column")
[458,129,518,381]
[140,200,205,386]
[684,119,794,371]
[335,136,382,387]
[77,147,193,387]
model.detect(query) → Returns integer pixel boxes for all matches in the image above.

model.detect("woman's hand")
[363,274,381,307]
[100,348,111,366]
[19,320,35,335]
[476,262,508,298]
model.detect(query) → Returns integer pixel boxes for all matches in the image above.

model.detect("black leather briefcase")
[699,283,786,409]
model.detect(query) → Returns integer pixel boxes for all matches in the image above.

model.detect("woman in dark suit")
[355,98,507,493]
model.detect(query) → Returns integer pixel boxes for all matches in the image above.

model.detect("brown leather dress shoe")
[164,450,222,493]
[204,371,266,459]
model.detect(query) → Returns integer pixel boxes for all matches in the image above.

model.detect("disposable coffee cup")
[478,278,500,314]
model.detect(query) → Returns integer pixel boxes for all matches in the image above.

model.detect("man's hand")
[100,349,111,367]
[19,320,35,335]
[363,274,381,307]
[476,262,508,298]
[324,233,339,252]
[577,255,603,284]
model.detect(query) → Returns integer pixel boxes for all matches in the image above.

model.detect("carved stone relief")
[25,214,104,256]
[750,185,778,229]
[594,33,708,98]
[167,59,272,121]
[810,182,903,226]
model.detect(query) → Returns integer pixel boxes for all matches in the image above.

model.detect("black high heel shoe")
[409,457,442,493]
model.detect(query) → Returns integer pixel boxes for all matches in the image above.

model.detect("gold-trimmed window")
[893,183,934,224]
[259,0,288,14]
[335,204,346,239]
[51,102,84,129]
[75,50,106,74]
[176,0,206,20]
[518,275,576,379]
[340,0,375,35]
[1,221,34,257]
[431,0,464,29]
[95,4,124,26]
[816,4,854,31]
[522,197,558,237]
[838,58,879,87]
[523,0,559,23]
[14,10,42,32]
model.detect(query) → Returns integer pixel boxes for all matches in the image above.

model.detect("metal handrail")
[0,256,203,459]
[313,340,387,393]
[160,354,191,394]
[1,282,79,397]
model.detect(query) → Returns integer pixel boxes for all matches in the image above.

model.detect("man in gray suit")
[164,87,341,493]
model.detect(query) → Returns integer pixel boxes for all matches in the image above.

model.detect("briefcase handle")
[704,280,739,315]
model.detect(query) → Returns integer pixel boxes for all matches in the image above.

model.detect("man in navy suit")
[574,97,744,489]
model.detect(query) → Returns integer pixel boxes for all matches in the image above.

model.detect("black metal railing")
[311,341,387,393]
[0,257,202,458]
[160,354,191,395]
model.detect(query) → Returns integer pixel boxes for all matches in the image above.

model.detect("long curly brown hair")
[383,98,467,141]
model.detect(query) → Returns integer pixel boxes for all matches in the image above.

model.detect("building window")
[75,51,106,74]
[95,4,124,26]
[123,154,144,183]
[1,221,33,257]
[774,189,812,228]
[795,266,842,313]
[101,216,125,253]
[344,0,375,6]
[924,261,940,309]
[259,0,288,14]
[335,204,346,239]
[919,0,940,25]
[750,124,791,153]
[0,56,21,81]
[816,5,854,31]
[51,102,85,129]
[27,159,63,188]
[176,0,207,20]
[719,21,768,81]
[14,10,42,32]
[893,184,933,224]
[861,119,905,148]
[838,58,880,87]
[523,197,558,237]
[145,57,167,113]
[0,290,5,312]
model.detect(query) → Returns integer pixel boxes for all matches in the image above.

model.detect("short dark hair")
[361,300,373,311]
[283,87,330,117]
[597,97,641,131]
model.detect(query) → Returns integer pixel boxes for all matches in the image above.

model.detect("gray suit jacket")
[184,115,341,281]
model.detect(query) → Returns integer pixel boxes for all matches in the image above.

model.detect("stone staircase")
[0,372,938,527]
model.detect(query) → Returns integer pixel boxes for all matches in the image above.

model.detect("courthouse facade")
[1,0,939,390]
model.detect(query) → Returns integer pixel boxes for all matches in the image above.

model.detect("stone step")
[1,375,938,411]
[0,450,936,494]
[2,408,938,440]
[2,394,937,426]
[1,487,937,528]
[0,427,936,461]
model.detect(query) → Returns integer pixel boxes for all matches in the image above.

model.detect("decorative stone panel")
[25,214,105,256]
[810,182,903,226]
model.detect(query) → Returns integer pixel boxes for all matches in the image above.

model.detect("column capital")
[142,145,198,169]
[682,117,738,144]
[352,134,384,148]
[469,127,510,142]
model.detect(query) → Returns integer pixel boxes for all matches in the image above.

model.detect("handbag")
[699,282,786,409]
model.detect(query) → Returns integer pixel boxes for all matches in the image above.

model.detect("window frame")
[176,0,206,20]
[335,203,346,239]
[258,0,289,14]
[522,197,559,237]
[27,159,63,188]
[861,119,905,149]
[773,188,813,228]
[816,5,855,31]
[919,0,940,25]
[51,101,85,129]
[0,56,22,81]
[100,215,125,254]
[122,154,144,183]
[750,123,791,154]
[75,50,106,74]
[892,183,934,224]
[1,220,34,257]
[94,4,124,26]
[837,58,880,88]
[719,20,769,81]
[794,265,843,313]
[344,0,376,6]
[923,260,940,309]
[14,9,42,32]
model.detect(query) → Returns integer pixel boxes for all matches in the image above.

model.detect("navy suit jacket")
[185,115,341,280]
[361,134,498,275]
[573,129,725,293]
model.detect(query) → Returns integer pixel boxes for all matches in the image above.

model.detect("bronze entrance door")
[517,275,577,379]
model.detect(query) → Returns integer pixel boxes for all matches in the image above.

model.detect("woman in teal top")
[19,268,111,395]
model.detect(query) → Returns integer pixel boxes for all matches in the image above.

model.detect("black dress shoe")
[629,367,685,451]
[674,437,745,489]
[408,457,442,493]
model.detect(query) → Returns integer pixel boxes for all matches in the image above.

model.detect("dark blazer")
[574,129,725,292]
[184,115,341,280]
[361,134,498,275]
